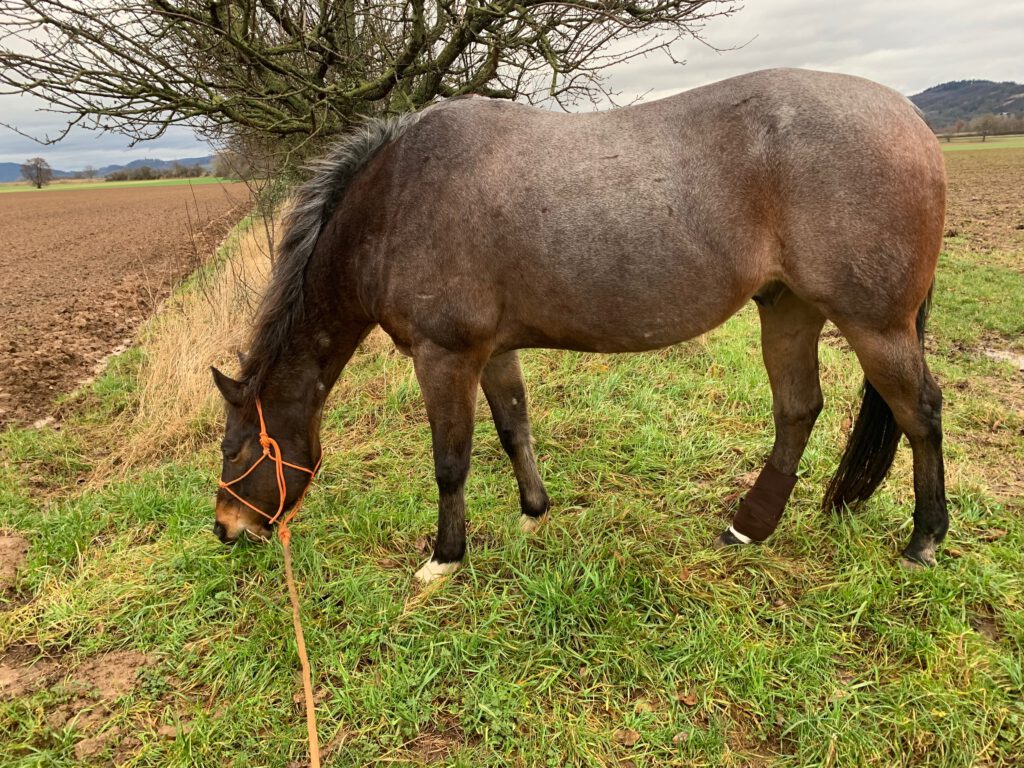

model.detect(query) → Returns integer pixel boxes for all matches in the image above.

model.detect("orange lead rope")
[218,397,323,768]
[281,521,321,768]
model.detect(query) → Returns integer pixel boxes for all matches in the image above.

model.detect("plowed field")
[0,182,249,427]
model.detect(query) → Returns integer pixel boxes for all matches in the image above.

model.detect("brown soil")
[943,149,1024,261]
[0,644,152,762]
[0,182,250,428]
[0,534,28,594]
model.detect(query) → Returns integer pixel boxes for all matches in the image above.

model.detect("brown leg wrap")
[731,463,798,542]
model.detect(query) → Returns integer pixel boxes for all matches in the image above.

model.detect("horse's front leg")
[412,342,486,584]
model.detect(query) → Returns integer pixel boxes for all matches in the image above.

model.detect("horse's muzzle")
[212,520,231,543]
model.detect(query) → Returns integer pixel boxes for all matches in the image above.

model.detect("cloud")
[603,0,1024,102]
[1,0,1022,167]
[0,93,209,169]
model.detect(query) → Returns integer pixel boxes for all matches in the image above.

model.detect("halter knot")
[218,397,322,528]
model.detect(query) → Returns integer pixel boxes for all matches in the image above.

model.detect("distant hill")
[0,155,214,183]
[0,162,75,183]
[910,80,1024,130]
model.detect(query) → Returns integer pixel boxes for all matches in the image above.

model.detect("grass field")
[1,150,1022,767]
[939,134,1024,152]
[0,177,236,194]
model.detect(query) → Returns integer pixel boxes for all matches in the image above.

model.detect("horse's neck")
[258,313,369,408]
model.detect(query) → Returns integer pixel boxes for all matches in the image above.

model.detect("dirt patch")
[0,182,250,428]
[1,644,152,764]
[984,348,1024,372]
[1,646,151,703]
[0,534,29,593]
[73,650,153,700]
[944,149,1024,263]
[409,721,465,763]
[0,644,61,699]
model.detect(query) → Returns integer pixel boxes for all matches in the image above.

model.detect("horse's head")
[211,367,319,544]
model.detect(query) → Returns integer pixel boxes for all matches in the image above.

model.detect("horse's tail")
[242,112,421,392]
[822,285,933,511]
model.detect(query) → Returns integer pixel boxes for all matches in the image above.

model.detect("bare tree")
[971,114,999,142]
[82,165,98,179]
[20,157,53,188]
[0,0,737,163]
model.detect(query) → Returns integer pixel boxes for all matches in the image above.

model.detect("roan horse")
[212,68,947,583]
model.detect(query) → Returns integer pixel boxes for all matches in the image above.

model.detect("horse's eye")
[221,444,242,463]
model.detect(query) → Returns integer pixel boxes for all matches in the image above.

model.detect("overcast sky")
[1,0,1021,170]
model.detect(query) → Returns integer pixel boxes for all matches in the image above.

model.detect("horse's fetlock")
[520,486,550,519]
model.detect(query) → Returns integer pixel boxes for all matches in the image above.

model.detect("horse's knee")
[435,454,469,495]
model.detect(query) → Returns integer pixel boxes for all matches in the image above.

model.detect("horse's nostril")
[213,521,228,541]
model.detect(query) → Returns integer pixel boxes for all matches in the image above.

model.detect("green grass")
[0,177,237,194]
[2,212,1023,766]
[940,134,1024,152]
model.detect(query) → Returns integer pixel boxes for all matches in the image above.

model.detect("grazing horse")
[212,68,948,583]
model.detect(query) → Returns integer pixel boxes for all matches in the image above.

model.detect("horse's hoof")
[900,551,938,569]
[712,526,753,550]
[414,559,460,584]
[901,540,938,568]
[519,513,549,534]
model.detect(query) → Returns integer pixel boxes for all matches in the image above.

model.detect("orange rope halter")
[218,396,322,535]
[218,396,323,767]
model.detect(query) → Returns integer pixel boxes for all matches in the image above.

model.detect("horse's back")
[354,69,944,353]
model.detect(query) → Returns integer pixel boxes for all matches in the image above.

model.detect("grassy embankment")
[1,151,1022,767]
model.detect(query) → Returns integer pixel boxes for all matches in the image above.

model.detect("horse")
[212,68,948,583]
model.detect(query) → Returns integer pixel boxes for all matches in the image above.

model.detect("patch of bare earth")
[0,534,29,599]
[984,348,1024,372]
[0,645,153,763]
[0,182,250,428]
[943,149,1024,265]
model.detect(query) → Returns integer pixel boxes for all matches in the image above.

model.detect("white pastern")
[727,526,753,545]
[519,513,549,534]
[414,559,460,584]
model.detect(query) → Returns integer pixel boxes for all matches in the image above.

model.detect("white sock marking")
[728,526,753,545]
[519,513,548,533]
[414,559,460,584]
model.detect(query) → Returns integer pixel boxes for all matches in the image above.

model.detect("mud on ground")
[0,182,250,428]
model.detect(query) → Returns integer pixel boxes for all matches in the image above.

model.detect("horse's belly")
[505,277,751,354]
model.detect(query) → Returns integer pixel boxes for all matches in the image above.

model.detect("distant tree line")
[105,162,208,182]
[937,113,1024,141]
[17,158,211,187]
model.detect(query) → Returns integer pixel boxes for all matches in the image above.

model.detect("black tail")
[822,287,933,511]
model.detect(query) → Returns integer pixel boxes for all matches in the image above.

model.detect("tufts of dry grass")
[95,218,273,471]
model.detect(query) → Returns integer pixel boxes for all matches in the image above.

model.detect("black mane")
[241,114,421,396]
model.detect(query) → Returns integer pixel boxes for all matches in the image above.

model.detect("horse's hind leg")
[481,351,550,532]
[715,288,825,548]
[411,343,487,584]
[837,323,947,565]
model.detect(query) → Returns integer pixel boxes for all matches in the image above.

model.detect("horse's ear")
[211,366,245,406]
[236,350,249,367]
